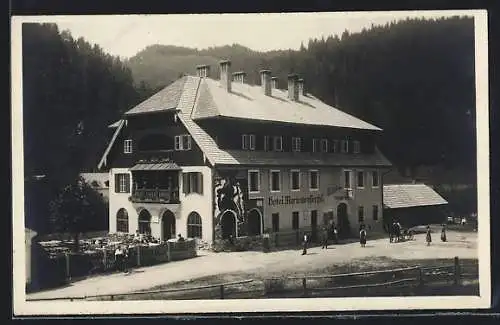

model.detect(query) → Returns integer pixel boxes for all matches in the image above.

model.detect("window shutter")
[198,173,203,194]
[182,173,189,194]
[115,174,120,193]
[125,174,130,193]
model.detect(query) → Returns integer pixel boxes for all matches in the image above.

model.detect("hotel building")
[98,60,392,244]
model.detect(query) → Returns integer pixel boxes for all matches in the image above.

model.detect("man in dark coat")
[321,225,329,249]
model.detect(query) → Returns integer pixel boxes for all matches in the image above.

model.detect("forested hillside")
[127,16,476,182]
[22,23,155,232]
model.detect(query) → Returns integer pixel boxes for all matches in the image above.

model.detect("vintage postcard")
[11,10,490,315]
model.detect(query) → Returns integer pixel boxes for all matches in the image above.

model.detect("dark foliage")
[127,16,476,179]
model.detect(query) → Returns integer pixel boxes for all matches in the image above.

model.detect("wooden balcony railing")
[130,189,180,204]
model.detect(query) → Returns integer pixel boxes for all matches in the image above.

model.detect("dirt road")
[26,230,477,300]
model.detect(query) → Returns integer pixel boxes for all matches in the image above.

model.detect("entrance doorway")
[336,203,350,238]
[221,210,237,239]
[247,209,262,236]
[311,210,318,243]
[138,209,152,235]
[161,210,176,241]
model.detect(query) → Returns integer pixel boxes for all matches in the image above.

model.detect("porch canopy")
[130,161,181,171]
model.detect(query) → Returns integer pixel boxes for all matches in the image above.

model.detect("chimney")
[287,74,299,101]
[297,78,305,97]
[232,71,246,84]
[271,77,278,89]
[260,70,272,96]
[219,60,232,92]
[196,65,210,78]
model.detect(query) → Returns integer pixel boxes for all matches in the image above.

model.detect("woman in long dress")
[441,225,447,242]
[359,227,367,248]
[426,226,432,246]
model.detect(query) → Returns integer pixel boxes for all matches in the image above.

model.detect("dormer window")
[321,139,328,152]
[124,139,133,154]
[175,134,192,151]
[353,140,361,154]
[273,136,283,152]
[292,137,301,152]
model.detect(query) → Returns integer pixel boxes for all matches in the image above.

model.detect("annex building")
[98,60,392,244]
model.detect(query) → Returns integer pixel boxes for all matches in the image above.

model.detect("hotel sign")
[268,194,325,206]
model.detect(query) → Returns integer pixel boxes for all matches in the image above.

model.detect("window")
[312,138,319,152]
[309,170,319,190]
[273,136,283,151]
[353,140,361,154]
[372,171,379,187]
[124,139,133,154]
[249,135,255,150]
[332,140,338,153]
[357,171,364,188]
[272,213,280,232]
[115,174,130,193]
[242,134,249,149]
[175,135,192,151]
[116,208,129,232]
[321,139,328,152]
[241,134,255,150]
[292,211,300,230]
[270,170,281,192]
[248,170,260,193]
[358,206,365,223]
[187,212,203,238]
[290,169,301,191]
[182,172,203,194]
[341,139,349,153]
[292,137,301,152]
[264,136,270,151]
[343,170,352,189]
[372,205,379,221]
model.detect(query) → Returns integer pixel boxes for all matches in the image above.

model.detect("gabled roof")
[125,77,188,116]
[98,119,125,170]
[191,78,382,130]
[97,74,391,170]
[383,184,448,209]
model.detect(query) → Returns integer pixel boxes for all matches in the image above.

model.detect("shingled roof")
[98,74,392,169]
[383,184,448,209]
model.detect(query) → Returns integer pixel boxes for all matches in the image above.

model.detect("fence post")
[136,246,141,267]
[454,256,461,286]
[418,267,424,288]
[65,252,71,281]
[302,277,308,297]
[220,285,225,299]
[103,249,107,271]
[167,241,172,262]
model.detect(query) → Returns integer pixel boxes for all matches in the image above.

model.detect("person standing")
[359,226,367,248]
[426,225,432,246]
[122,245,130,273]
[333,226,339,244]
[440,225,447,242]
[302,232,308,255]
[321,225,329,249]
[114,245,123,272]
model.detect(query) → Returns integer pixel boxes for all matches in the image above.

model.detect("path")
[27,230,477,300]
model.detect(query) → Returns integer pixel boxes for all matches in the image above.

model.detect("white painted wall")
[108,166,213,243]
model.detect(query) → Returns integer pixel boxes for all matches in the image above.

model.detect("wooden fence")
[27,257,478,301]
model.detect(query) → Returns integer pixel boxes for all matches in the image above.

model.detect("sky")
[23,11,473,59]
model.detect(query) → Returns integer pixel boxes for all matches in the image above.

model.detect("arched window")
[137,134,174,151]
[138,209,152,234]
[116,208,129,232]
[187,212,202,238]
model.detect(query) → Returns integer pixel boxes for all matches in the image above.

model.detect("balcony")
[130,188,180,204]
